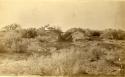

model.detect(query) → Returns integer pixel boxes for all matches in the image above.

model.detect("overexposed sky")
[0,0,125,31]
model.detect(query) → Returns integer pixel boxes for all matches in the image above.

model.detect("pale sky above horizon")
[0,0,125,31]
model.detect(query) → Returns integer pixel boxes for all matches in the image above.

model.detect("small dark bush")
[91,31,101,37]
[22,28,37,38]
[87,30,102,40]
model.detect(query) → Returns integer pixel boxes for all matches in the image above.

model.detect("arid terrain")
[0,24,125,76]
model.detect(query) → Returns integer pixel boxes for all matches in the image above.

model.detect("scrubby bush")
[37,27,46,36]
[3,31,22,50]
[62,28,84,41]
[36,26,63,42]
[27,39,51,55]
[89,30,102,38]
[36,31,60,42]
[62,28,102,42]
[83,29,102,40]
[61,32,72,41]
[12,38,30,53]
[2,24,21,31]
[22,28,37,38]
[2,30,31,53]
[101,29,125,40]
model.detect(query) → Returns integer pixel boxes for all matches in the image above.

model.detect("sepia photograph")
[0,0,125,76]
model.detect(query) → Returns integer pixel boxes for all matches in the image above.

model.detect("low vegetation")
[0,24,125,76]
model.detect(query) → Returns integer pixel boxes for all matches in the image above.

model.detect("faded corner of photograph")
[0,0,125,77]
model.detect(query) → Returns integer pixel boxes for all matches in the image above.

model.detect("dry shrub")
[27,39,52,56]
[62,28,103,42]
[2,31,32,53]
[2,31,22,53]
[62,28,84,41]
[37,25,63,42]
[12,38,31,53]
[36,31,60,42]
[101,29,125,40]
[22,28,37,38]
[2,24,21,31]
